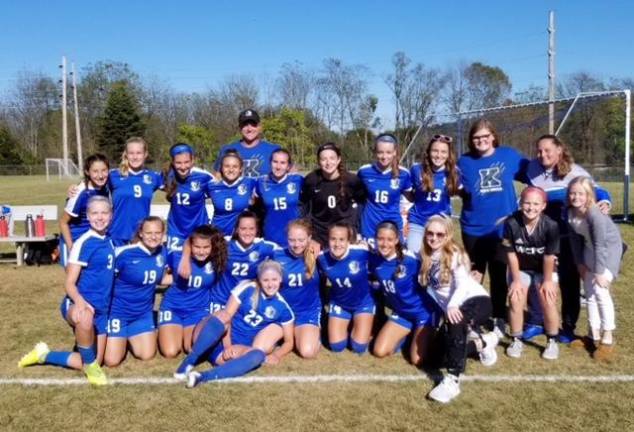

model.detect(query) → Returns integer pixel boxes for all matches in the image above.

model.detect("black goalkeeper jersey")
[502,211,560,273]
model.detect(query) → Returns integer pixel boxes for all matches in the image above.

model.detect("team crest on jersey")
[237,184,248,195]
[264,306,276,319]
[190,181,201,192]
[287,183,297,194]
[156,255,164,267]
[249,251,260,262]
[143,174,153,185]
[348,260,360,275]
[204,262,214,274]
[395,264,407,279]
[390,178,400,190]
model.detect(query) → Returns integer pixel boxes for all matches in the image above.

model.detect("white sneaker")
[173,364,193,381]
[492,319,506,339]
[428,374,461,403]
[506,338,524,359]
[479,332,499,367]
[186,371,201,388]
[542,339,559,360]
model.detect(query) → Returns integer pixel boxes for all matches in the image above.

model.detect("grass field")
[1,175,634,431]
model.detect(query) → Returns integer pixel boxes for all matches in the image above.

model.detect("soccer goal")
[45,158,81,181]
[401,90,632,221]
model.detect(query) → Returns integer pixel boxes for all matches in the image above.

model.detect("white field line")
[2,374,634,386]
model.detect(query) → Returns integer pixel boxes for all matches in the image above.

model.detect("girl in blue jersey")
[358,134,412,243]
[317,223,374,354]
[175,261,295,386]
[254,149,304,247]
[19,196,115,386]
[164,143,214,251]
[108,137,163,246]
[273,219,321,358]
[207,150,255,236]
[370,221,435,365]
[104,216,170,367]
[209,211,280,314]
[458,119,529,335]
[59,153,110,267]
[407,135,461,254]
[158,225,228,358]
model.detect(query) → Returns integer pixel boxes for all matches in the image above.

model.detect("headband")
[170,143,194,158]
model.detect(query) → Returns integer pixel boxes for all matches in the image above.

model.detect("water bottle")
[0,216,8,237]
[25,214,35,237]
[35,213,46,237]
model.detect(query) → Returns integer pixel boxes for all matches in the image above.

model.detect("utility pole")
[548,11,556,134]
[71,63,83,170]
[60,56,69,175]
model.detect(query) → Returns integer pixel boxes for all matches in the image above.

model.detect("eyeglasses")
[472,133,492,141]
[432,134,453,144]
[425,231,447,239]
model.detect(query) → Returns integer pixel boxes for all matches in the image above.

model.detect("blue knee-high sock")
[177,316,225,373]
[330,338,348,353]
[350,339,369,355]
[199,349,265,382]
[77,344,96,365]
[44,351,72,368]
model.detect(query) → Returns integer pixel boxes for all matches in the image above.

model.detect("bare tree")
[276,62,314,110]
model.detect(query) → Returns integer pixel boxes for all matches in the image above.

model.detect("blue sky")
[1,0,632,124]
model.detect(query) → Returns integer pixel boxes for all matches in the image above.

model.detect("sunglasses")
[432,134,453,144]
[425,230,447,239]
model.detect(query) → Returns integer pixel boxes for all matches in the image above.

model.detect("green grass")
[1,175,634,431]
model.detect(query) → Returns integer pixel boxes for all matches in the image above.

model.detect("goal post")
[45,158,81,181]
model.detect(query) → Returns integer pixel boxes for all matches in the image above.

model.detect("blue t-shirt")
[408,164,457,226]
[255,173,303,246]
[212,237,280,305]
[207,176,255,236]
[273,248,321,316]
[160,251,218,313]
[369,250,432,319]
[214,140,282,178]
[317,244,372,310]
[64,183,110,241]
[357,164,412,239]
[108,169,163,244]
[229,280,294,345]
[458,146,528,237]
[110,243,168,318]
[166,167,213,241]
[67,229,115,314]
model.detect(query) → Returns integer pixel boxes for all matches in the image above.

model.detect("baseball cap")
[238,109,260,127]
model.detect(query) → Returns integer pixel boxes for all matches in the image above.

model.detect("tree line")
[0,52,632,170]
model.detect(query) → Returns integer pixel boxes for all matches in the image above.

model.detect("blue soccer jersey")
[273,248,321,317]
[214,140,282,178]
[369,250,432,320]
[64,183,110,241]
[317,244,372,310]
[207,176,255,236]
[212,238,280,306]
[110,243,168,318]
[166,167,213,247]
[160,251,218,314]
[229,280,294,346]
[108,168,163,245]
[67,229,115,314]
[408,164,457,227]
[357,164,412,239]
[255,173,303,246]
[458,146,528,237]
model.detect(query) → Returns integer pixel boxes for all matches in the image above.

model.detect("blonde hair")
[287,219,317,279]
[119,137,148,177]
[419,215,470,286]
[251,260,284,309]
[374,135,400,179]
[567,176,597,210]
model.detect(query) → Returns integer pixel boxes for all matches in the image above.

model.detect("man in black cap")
[213,109,281,178]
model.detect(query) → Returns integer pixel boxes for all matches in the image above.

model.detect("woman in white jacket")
[420,215,499,403]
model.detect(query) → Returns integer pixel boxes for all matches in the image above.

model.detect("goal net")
[45,158,81,181]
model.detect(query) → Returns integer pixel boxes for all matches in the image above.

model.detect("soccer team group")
[17,109,625,403]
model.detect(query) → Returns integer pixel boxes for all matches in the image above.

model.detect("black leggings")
[443,296,492,376]
[462,231,507,320]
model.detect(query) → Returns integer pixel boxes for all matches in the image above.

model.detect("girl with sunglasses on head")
[207,150,256,236]
[163,143,214,251]
[407,134,461,254]
[421,215,498,403]
[369,221,436,365]
[357,134,412,244]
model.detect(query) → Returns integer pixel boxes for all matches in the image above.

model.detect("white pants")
[407,223,424,254]
[583,269,616,332]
